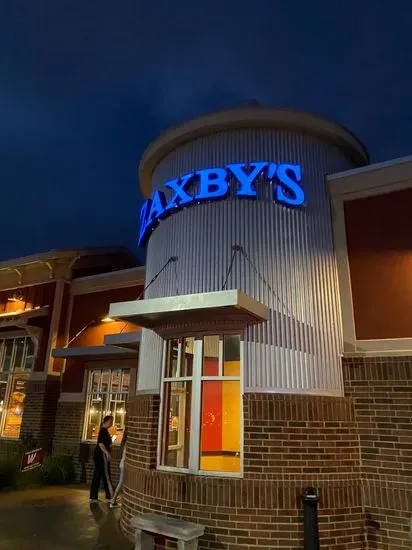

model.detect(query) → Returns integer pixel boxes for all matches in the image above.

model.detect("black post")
[301,487,320,550]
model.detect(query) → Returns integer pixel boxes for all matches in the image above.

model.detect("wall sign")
[138,161,304,246]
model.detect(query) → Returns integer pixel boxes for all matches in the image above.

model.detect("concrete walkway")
[0,486,133,550]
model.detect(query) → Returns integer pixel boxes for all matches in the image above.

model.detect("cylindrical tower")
[137,108,367,395]
[111,107,369,550]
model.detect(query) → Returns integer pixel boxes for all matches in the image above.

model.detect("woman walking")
[110,427,127,508]
[89,415,114,503]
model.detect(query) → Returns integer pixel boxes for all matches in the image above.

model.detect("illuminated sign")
[138,162,304,246]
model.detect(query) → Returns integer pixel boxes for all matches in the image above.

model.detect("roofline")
[73,265,145,284]
[139,106,369,197]
[0,246,135,271]
[327,154,412,181]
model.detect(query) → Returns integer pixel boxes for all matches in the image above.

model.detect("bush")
[0,458,20,491]
[40,454,75,486]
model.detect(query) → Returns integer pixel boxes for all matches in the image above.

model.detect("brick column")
[344,356,412,549]
[121,393,364,550]
[20,374,61,452]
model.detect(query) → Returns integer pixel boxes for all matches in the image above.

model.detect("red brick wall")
[53,400,123,485]
[343,356,412,549]
[121,393,364,550]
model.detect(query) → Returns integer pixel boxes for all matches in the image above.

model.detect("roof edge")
[139,106,369,197]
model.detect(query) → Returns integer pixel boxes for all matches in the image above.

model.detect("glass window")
[159,334,242,476]
[161,381,192,468]
[3,377,27,438]
[84,368,130,445]
[0,336,36,438]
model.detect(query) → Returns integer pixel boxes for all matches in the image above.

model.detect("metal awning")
[104,331,141,351]
[52,345,137,360]
[109,290,268,337]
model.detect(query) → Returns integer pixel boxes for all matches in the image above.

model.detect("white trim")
[345,337,412,356]
[331,196,357,352]
[156,340,167,469]
[59,392,85,403]
[189,338,202,471]
[328,154,412,182]
[157,465,242,479]
[71,266,145,296]
[244,387,343,397]
[136,389,159,396]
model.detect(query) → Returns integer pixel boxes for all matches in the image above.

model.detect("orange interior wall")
[62,285,142,393]
[345,188,412,339]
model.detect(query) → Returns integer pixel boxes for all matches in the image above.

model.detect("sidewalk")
[0,486,133,549]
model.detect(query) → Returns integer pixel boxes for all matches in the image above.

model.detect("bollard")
[301,487,320,550]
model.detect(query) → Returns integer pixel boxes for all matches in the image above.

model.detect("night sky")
[1,1,411,262]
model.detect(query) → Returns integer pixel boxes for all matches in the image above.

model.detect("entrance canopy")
[109,290,268,337]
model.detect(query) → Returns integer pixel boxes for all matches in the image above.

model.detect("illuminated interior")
[84,368,129,444]
[0,336,35,438]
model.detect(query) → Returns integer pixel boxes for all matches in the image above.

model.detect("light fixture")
[101,316,114,323]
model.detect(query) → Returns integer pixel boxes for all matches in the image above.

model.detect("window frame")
[0,335,35,439]
[157,334,244,478]
[82,367,130,446]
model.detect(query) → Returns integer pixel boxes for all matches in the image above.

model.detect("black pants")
[90,454,113,500]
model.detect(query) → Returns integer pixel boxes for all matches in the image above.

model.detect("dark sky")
[1,1,411,262]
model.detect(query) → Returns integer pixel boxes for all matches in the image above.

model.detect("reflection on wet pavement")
[0,486,133,550]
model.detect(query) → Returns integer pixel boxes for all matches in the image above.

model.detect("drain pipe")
[301,487,320,550]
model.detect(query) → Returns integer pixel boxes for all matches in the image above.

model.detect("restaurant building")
[0,247,144,482]
[0,106,410,549]
[108,107,412,549]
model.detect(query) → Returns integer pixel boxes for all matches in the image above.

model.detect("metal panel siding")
[138,128,354,394]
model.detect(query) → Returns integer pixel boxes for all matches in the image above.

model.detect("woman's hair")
[102,415,113,425]
[121,427,128,448]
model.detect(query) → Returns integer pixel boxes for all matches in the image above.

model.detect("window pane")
[12,338,25,371]
[2,340,14,373]
[121,370,130,393]
[0,380,7,425]
[181,337,194,377]
[202,335,219,376]
[3,378,27,438]
[165,339,179,378]
[109,394,126,444]
[91,370,101,392]
[161,381,192,468]
[85,394,104,441]
[23,338,35,371]
[111,370,121,392]
[223,335,241,377]
[200,380,241,473]
[100,370,110,392]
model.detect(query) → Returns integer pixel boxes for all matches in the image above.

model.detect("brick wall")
[53,400,123,486]
[20,376,61,452]
[0,438,21,459]
[343,356,412,550]
[121,393,364,550]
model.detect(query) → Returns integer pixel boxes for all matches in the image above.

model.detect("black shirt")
[94,427,112,460]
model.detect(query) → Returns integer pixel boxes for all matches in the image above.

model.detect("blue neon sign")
[138,161,304,246]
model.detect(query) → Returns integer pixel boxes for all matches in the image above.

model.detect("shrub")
[0,458,20,491]
[40,454,75,486]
